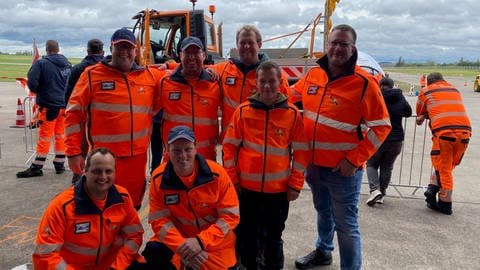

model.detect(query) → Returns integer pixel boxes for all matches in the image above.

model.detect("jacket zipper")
[95,213,104,265]
[124,73,134,156]
[261,109,270,192]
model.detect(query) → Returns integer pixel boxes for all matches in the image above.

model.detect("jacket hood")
[44,54,71,68]
[82,54,105,66]
[230,53,269,74]
[248,92,289,109]
[382,88,404,104]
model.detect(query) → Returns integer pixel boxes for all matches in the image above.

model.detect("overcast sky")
[0,0,478,63]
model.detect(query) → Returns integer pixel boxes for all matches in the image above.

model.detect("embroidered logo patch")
[101,81,115,90]
[225,77,236,85]
[75,222,91,234]
[169,92,181,100]
[164,194,180,205]
[307,86,318,95]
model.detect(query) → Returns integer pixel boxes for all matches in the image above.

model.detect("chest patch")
[169,92,181,100]
[164,194,180,205]
[307,86,319,95]
[74,222,91,234]
[101,81,115,90]
[225,77,236,85]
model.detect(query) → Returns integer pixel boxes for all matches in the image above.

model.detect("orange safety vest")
[159,67,222,160]
[148,155,240,269]
[65,62,163,157]
[416,80,471,136]
[214,58,290,141]
[292,57,391,168]
[222,93,310,193]
[32,180,144,270]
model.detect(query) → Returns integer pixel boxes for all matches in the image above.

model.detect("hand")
[177,238,202,261]
[416,115,425,125]
[183,250,208,270]
[151,63,167,70]
[287,189,300,201]
[332,158,357,177]
[205,67,219,81]
[68,155,85,175]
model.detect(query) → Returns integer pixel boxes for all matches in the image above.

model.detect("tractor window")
[205,21,215,48]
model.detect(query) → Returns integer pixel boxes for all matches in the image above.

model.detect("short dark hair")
[379,77,394,88]
[427,72,444,85]
[45,40,59,54]
[256,60,282,80]
[87,39,104,54]
[331,24,357,44]
[85,147,115,171]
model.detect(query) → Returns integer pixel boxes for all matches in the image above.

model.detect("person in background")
[32,147,145,270]
[65,28,163,209]
[223,61,309,270]
[366,77,412,206]
[416,72,471,215]
[143,125,240,269]
[419,74,426,89]
[291,24,391,270]
[64,38,105,184]
[17,40,72,178]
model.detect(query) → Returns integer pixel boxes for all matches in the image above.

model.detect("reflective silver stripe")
[292,141,309,151]
[164,113,218,126]
[66,103,83,112]
[55,259,67,270]
[364,118,391,128]
[197,139,214,149]
[33,243,62,255]
[158,222,175,242]
[304,110,358,132]
[91,102,152,114]
[65,124,81,136]
[91,128,149,143]
[63,241,99,256]
[431,111,469,122]
[223,158,235,168]
[243,140,264,153]
[198,215,216,227]
[124,239,140,252]
[55,134,65,139]
[224,96,239,109]
[366,130,383,149]
[39,136,51,142]
[312,142,357,151]
[293,161,306,172]
[122,223,143,234]
[149,209,171,223]
[240,169,290,182]
[222,137,242,146]
[216,219,230,235]
[429,99,464,107]
[243,140,290,156]
[218,206,239,216]
[176,216,196,226]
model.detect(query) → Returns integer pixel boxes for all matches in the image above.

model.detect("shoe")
[295,249,332,269]
[55,167,65,174]
[366,190,383,206]
[424,185,439,210]
[16,167,43,178]
[376,195,384,204]
[436,200,453,215]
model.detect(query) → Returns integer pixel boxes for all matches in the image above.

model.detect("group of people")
[21,22,471,270]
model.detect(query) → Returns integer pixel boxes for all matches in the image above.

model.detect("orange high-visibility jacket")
[148,155,240,268]
[32,179,144,270]
[214,56,290,141]
[65,62,163,157]
[416,80,471,136]
[159,67,222,160]
[292,56,391,168]
[222,93,310,193]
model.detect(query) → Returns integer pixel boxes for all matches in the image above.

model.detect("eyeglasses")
[328,41,352,48]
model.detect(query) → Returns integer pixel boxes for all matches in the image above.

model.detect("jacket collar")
[169,65,212,84]
[316,51,358,80]
[248,92,289,110]
[160,154,214,190]
[230,53,269,75]
[73,176,124,215]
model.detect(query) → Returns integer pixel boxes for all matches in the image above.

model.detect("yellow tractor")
[474,75,480,92]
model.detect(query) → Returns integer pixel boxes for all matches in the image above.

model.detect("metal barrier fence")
[22,96,41,165]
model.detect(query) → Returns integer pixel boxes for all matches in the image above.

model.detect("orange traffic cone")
[10,98,25,128]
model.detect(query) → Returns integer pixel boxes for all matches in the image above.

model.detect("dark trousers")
[150,121,163,173]
[141,241,177,270]
[239,189,289,270]
[366,140,403,194]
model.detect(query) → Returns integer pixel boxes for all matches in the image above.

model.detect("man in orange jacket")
[65,28,163,209]
[32,148,145,270]
[292,25,391,270]
[416,72,471,215]
[223,61,309,270]
[158,37,222,161]
[143,125,240,269]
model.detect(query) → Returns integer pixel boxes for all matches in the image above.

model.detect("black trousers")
[239,189,289,270]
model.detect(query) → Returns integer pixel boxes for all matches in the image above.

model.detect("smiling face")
[237,29,261,65]
[168,139,197,176]
[110,42,137,72]
[180,45,205,79]
[84,151,115,200]
[257,67,281,106]
[326,29,356,71]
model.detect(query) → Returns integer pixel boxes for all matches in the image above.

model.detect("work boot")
[53,161,65,174]
[424,184,439,210]
[436,200,453,215]
[16,167,43,178]
[295,249,332,269]
[366,190,383,206]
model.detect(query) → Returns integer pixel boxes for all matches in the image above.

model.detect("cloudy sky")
[0,0,478,63]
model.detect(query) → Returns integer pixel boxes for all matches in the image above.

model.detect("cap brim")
[111,40,136,47]
[168,134,195,144]
[181,43,202,51]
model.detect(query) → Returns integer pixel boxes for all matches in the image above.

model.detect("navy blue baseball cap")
[111,28,136,47]
[180,36,204,51]
[168,126,196,144]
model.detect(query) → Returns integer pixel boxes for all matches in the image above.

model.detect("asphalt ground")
[1,72,479,269]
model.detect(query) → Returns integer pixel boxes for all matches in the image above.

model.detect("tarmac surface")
[0,72,479,270]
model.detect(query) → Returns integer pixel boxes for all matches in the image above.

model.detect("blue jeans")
[306,165,363,270]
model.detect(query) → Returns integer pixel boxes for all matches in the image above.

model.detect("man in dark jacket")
[365,77,412,205]
[17,40,72,178]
